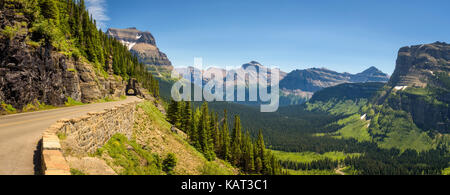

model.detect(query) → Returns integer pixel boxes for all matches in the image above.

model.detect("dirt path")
[335,167,346,175]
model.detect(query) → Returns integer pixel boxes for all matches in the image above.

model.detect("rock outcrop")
[382,42,450,133]
[106,27,172,68]
[389,41,450,88]
[0,7,126,111]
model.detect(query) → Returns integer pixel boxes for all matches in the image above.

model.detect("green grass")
[1,101,17,114]
[96,134,163,175]
[372,107,434,152]
[95,96,115,103]
[22,100,56,112]
[67,68,77,73]
[65,97,85,106]
[1,23,27,40]
[443,167,450,175]
[334,114,372,142]
[199,161,235,175]
[403,87,430,96]
[70,168,87,175]
[136,101,236,175]
[57,132,67,140]
[341,166,360,175]
[137,101,172,131]
[271,150,361,164]
[306,99,368,116]
[285,169,338,175]
[378,128,434,152]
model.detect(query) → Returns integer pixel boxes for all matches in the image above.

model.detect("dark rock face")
[383,42,450,133]
[106,28,172,68]
[0,8,125,111]
[389,42,450,88]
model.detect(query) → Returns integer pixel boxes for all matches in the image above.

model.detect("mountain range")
[107,27,173,69]
[174,61,390,102]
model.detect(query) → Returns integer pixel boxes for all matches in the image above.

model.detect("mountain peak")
[390,41,450,87]
[107,27,172,67]
[362,66,383,74]
[242,61,264,69]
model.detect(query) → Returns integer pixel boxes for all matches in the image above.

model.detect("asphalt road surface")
[0,96,141,175]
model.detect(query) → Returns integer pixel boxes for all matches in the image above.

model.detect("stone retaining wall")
[41,100,143,175]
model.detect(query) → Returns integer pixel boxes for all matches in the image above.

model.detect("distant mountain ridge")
[280,66,390,93]
[107,27,172,68]
[174,62,390,104]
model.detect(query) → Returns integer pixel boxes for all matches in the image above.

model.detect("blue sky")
[88,0,450,74]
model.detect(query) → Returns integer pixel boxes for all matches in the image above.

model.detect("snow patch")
[360,114,367,121]
[120,40,136,50]
[394,86,408,91]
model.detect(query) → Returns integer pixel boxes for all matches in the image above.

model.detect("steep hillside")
[327,42,450,152]
[67,101,236,175]
[0,0,158,113]
[379,42,450,133]
[107,27,172,69]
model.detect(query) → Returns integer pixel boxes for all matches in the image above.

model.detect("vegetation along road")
[0,96,141,175]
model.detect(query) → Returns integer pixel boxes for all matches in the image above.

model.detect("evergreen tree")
[191,108,201,150]
[243,131,255,172]
[256,129,266,169]
[198,102,215,160]
[162,153,177,175]
[181,101,192,134]
[167,100,180,127]
[221,110,231,161]
[39,0,59,20]
[231,115,243,166]
[213,112,221,154]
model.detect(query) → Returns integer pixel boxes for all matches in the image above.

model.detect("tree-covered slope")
[0,0,159,112]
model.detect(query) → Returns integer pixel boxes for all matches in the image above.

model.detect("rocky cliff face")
[382,42,450,133]
[389,42,450,88]
[107,28,172,68]
[0,8,126,111]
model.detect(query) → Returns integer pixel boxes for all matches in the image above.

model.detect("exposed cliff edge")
[107,27,172,69]
[381,42,450,133]
[0,6,128,112]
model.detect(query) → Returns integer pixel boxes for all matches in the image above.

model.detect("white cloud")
[86,0,109,29]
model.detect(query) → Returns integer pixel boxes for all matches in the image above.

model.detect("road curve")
[0,96,141,175]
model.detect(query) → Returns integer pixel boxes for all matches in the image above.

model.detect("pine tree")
[39,0,59,20]
[243,131,255,172]
[255,129,267,173]
[191,108,201,150]
[221,110,231,161]
[231,115,243,166]
[198,102,215,160]
[255,157,263,173]
[167,100,180,127]
[213,112,221,154]
[181,101,192,134]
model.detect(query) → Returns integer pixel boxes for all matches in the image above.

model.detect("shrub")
[65,97,84,106]
[70,169,86,175]
[1,101,17,114]
[162,153,177,175]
